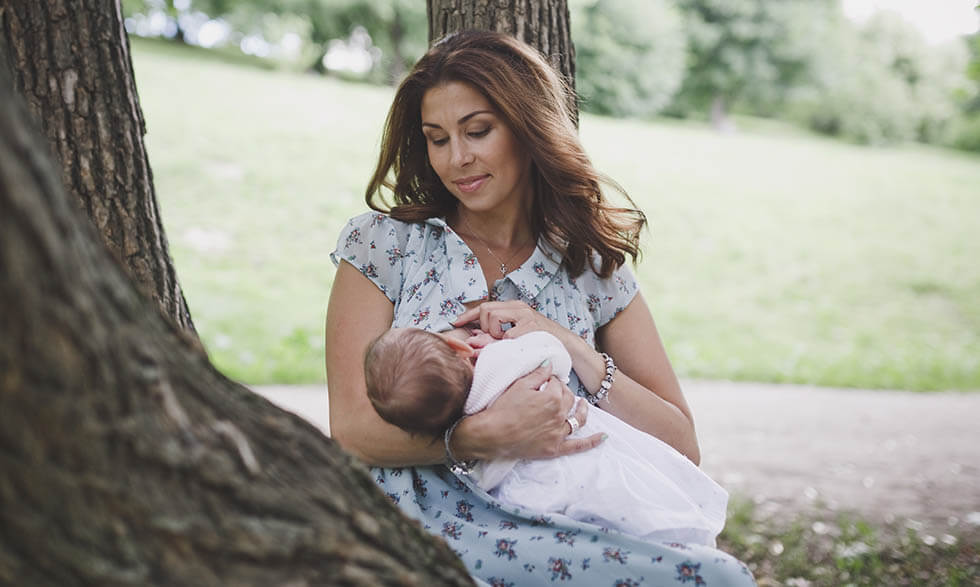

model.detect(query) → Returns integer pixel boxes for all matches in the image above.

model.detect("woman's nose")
[450,141,474,167]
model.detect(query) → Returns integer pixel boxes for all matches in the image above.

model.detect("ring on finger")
[565,415,580,435]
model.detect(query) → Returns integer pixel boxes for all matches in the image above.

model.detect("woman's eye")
[468,128,491,138]
[429,136,449,146]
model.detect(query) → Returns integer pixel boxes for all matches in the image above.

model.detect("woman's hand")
[454,300,567,343]
[455,364,603,461]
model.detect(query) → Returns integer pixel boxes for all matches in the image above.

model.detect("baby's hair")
[364,328,472,437]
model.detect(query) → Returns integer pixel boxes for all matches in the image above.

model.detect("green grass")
[132,38,980,389]
[719,496,980,585]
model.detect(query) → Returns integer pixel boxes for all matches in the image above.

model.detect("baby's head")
[364,328,475,437]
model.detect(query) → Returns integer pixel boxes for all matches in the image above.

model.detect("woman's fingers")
[454,301,566,345]
[452,305,481,326]
[557,432,606,456]
[480,367,605,460]
[453,302,513,328]
[574,393,589,427]
[454,301,536,338]
[519,362,554,392]
[481,303,526,338]
[553,382,605,455]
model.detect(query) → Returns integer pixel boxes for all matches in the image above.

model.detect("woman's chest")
[391,258,598,347]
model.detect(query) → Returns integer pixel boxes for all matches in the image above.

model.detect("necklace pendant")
[500,263,507,275]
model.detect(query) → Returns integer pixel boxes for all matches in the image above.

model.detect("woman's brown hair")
[365,30,646,278]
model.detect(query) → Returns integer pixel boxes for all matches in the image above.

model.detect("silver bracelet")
[444,416,476,475]
[587,352,616,405]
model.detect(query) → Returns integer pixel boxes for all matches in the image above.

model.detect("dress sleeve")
[329,212,407,303]
[586,262,640,329]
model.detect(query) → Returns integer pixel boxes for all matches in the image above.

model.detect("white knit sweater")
[463,331,573,490]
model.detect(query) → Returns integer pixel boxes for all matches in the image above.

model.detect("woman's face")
[420,81,533,216]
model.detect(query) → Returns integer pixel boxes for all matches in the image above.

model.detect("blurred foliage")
[123,0,425,82]
[570,0,686,118]
[951,32,980,151]
[122,0,980,150]
[786,11,969,145]
[665,0,833,128]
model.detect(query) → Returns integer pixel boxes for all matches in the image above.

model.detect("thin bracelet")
[587,352,616,405]
[444,416,476,475]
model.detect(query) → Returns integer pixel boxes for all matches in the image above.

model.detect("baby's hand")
[466,329,495,349]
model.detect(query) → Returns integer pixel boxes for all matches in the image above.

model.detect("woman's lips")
[454,175,489,193]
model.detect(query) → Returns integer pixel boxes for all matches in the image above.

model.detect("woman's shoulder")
[339,211,449,242]
[341,210,410,235]
[568,256,640,328]
[330,211,453,280]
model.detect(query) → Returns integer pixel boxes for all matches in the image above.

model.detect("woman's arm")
[326,261,602,466]
[326,261,446,465]
[591,293,700,464]
[454,294,700,463]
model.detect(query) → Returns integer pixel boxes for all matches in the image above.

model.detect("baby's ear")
[443,335,475,357]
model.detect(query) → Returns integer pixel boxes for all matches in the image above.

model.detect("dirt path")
[252,381,980,538]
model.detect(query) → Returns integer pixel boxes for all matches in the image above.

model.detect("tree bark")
[0,0,195,333]
[427,0,576,102]
[0,57,472,587]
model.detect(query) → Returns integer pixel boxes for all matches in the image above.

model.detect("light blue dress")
[331,211,756,586]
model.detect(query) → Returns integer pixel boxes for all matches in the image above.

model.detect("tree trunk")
[167,0,187,44]
[710,94,736,134]
[427,0,576,104]
[387,6,408,85]
[0,55,472,587]
[0,2,474,584]
[0,0,195,333]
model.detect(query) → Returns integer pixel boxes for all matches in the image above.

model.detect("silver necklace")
[460,215,531,277]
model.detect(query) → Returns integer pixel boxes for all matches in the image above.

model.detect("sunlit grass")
[132,38,980,389]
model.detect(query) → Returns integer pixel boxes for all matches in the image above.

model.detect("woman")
[326,30,755,586]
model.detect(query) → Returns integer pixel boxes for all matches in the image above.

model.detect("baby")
[364,327,729,546]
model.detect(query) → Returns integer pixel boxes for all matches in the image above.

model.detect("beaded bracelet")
[444,415,476,475]
[587,352,616,405]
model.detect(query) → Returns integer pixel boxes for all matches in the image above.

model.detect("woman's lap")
[373,465,755,586]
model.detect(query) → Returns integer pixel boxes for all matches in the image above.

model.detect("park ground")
[252,382,980,585]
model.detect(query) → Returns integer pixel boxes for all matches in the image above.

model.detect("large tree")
[0,1,473,584]
[1,0,194,332]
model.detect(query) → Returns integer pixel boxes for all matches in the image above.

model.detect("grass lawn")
[719,497,980,585]
[131,38,980,390]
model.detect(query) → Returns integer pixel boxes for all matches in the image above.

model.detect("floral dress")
[331,212,756,586]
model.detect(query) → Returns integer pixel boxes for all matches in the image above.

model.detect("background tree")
[123,0,428,83]
[311,0,428,82]
[570,0,686,119]
[787,10,969,145]
[669,0,825,131]
[427,0,576,104]
[1,0,195,332]
[952,31,980,151]
[0,1,475,583]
